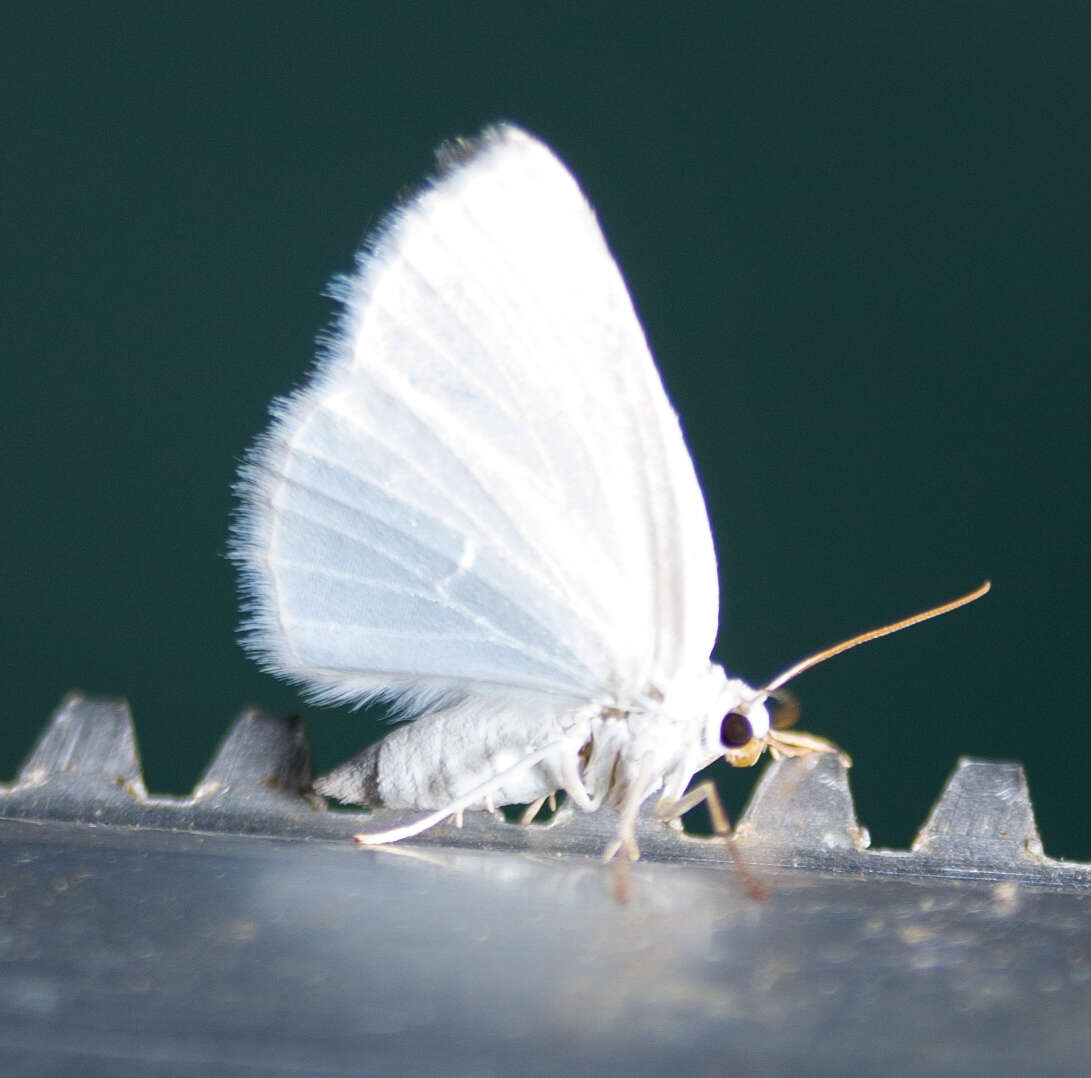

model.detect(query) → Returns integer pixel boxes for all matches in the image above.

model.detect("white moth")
[232,124,987,866]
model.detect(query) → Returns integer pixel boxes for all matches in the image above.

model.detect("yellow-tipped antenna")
[763,580,991,695]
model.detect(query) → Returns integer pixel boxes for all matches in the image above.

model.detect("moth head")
[712,683,771,768]
[719,689,802,767]
[718,711,765,766]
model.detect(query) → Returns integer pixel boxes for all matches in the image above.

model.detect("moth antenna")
[762,580,990,695]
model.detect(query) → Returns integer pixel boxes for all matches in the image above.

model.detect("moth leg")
[766,727,850,765]
[655,781,729,833]
[446,809,465,829]
[602,829,640,865]
[601,755,660,903]
[603,817,640,906]
[520,794,550,825]
[602,754,657,864]
[656,783,769,900]
[557,741,595,811]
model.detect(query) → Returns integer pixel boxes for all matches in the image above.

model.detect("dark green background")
[3,5,1088,858]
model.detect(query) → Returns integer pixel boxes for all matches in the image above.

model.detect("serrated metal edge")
[2,693,1088,887]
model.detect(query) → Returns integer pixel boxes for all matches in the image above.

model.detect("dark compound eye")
[720,711,754,748]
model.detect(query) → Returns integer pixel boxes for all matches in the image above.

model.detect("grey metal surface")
[1,693,1089,1076]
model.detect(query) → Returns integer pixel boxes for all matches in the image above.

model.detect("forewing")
[232,125,718,712]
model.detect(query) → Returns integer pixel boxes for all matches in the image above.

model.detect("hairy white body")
[316,670,768,818]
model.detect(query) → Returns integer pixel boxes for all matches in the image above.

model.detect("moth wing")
[232,125,718,713]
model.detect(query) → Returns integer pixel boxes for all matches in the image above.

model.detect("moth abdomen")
[314,742,384,806]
